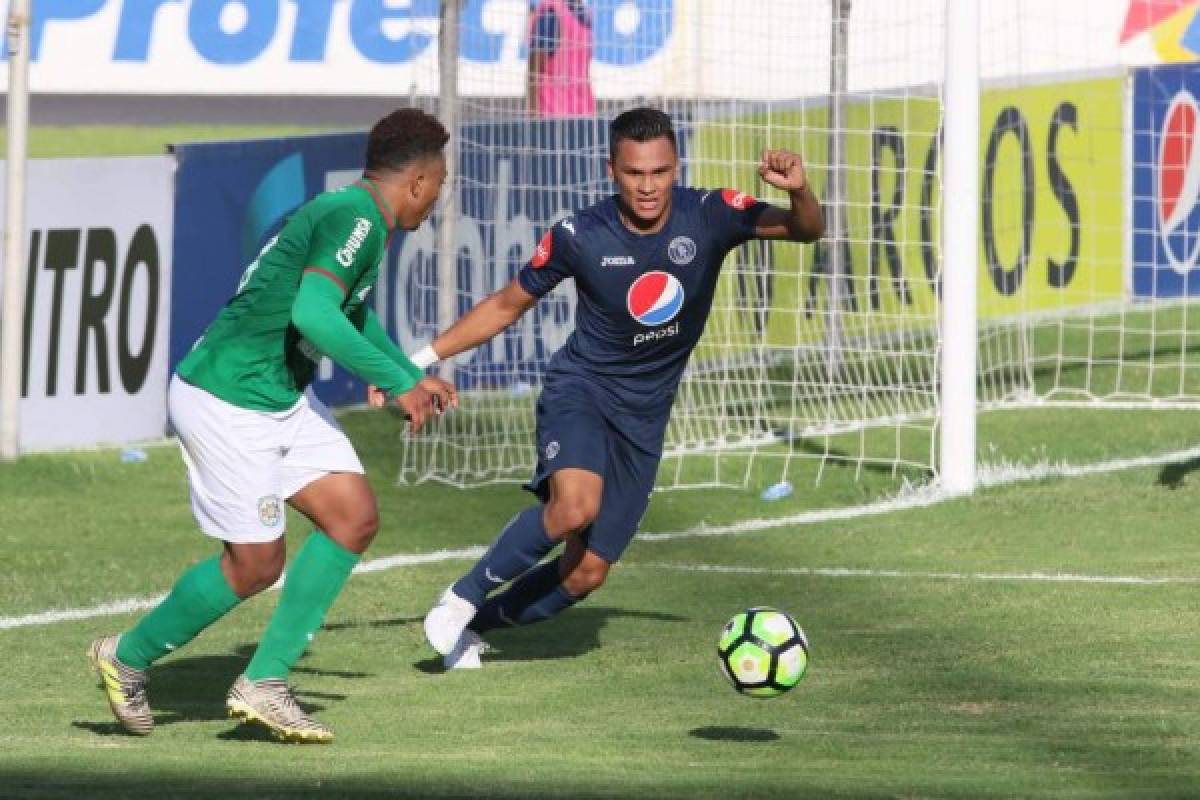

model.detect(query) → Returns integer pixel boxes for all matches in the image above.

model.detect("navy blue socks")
[470,558,580,632]
[453,507,557,606]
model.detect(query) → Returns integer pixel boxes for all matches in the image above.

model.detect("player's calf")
[221,541,286,598]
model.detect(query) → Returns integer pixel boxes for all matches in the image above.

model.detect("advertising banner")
[171,119,618,405]
[691,75,1126,351]
[2,0,676,96]
[1,1,1132,98]
[0,157,175,450]
[1132,62,1200,297]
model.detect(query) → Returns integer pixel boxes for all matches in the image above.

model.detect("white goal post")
[397,0,1189,495]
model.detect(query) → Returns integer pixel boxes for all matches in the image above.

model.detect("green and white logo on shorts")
[258,495,283,528]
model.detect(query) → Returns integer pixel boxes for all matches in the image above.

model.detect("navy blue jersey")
[518,186,768,409]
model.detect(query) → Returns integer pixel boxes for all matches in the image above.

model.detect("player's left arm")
[350,306,458,410]
[751,149,825,243]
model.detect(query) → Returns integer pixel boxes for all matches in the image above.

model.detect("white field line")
[0,594,169,631]
[638,444,1200,541]
[628,562,1200,586]
[0,548,486,632]
[4,446,1199,632]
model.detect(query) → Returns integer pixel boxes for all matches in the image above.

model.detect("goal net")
[395,0,1191,493]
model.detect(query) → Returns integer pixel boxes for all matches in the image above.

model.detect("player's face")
[399,155,448,231]
[609,137,678,230]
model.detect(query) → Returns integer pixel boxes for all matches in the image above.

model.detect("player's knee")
[339,509,379,553]
[547,498,600,536]
[229,554,284,597]
[563,560,608,596]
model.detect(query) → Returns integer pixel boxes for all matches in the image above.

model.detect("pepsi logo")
[1158,90,1200,274]
[627,271,684,327]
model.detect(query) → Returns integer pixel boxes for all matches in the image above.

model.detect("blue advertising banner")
[171,120,629,406]
[1132,63,1200,297]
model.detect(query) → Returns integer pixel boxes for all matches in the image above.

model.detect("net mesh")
[395,0,1200,493]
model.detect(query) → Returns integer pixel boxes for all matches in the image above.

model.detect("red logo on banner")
[531,230,553,268]
[721,188,756,211]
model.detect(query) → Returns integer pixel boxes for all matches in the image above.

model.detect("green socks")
[114,532,360,679]
[116,556,241,670]
[244,530,360,681]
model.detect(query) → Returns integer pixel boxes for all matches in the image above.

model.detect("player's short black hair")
[365,108,449,173]
[609,107,677,161]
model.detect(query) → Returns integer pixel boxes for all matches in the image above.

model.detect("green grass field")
[2,405,1199,799]
[2,124,1198,797]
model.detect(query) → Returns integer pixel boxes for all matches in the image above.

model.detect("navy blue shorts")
[525,375,668,563]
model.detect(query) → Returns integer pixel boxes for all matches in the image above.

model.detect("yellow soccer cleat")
[87,635,153,736]
[226,675,333,744]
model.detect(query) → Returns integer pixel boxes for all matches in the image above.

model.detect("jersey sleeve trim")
[304,266,348,295]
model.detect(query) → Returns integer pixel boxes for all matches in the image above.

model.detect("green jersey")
[178,179,416,411]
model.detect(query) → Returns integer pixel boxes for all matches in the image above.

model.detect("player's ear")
[606,160,615,181]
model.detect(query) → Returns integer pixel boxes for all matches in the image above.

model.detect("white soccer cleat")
[423,587,478,656]
[88,635,153,736]
[444,629,489,670]
[226,675,333,744]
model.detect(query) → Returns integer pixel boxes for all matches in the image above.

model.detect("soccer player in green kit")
[87,108,456,744]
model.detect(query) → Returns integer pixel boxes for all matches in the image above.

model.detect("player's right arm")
[428,279,538,361]
[413,221,573,366]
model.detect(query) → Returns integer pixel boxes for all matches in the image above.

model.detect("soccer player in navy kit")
[415,108,824,667]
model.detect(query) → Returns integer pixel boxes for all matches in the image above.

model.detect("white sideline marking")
[352,546,486,574]
[0,548,487,633]
[4,446,1200,632]
[631,562,1200,586]
[637,484,948,541]
[638,445,1200,540]
[0,594,167,631]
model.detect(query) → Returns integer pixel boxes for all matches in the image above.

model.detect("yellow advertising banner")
[691,75,1125,350]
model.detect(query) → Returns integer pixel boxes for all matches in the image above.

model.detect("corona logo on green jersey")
[336,218,372,267]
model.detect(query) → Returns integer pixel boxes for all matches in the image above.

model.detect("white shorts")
[168,374,364,543]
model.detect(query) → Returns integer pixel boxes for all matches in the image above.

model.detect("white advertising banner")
[0,0,1135,97]
[0,0,678,96]
[0,157,175,451]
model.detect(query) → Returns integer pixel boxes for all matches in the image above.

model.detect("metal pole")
[436,0,460,383]
[939,0,979,494]
[1,0,31,461]
[826,0,850,382]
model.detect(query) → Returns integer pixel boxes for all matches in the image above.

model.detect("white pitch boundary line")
[5,446,1200,632]
[638,444,1200,540]
[629,562,1200,586]
[0,594,169,631]
[0,548,486,632]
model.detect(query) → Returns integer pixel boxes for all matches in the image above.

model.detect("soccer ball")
[717,607,809,697]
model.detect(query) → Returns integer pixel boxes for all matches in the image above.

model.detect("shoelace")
[463,632,491,654]
[260,679,298,708]
[116,666,149,709]
[257,679,323,728]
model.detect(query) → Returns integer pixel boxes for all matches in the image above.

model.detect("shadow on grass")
[690,725,780,743]
[412,606,687,673]
[0,768,869,800]
[322,614,422,632]
[76,648,358,735]
[790,437,934,481]
[1158,456,1200,489]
